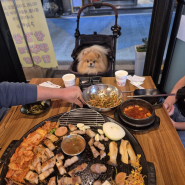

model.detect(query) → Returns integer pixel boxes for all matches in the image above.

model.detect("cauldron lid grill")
[59,108,105,126]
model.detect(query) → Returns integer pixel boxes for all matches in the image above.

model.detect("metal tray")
[0,109,156,185]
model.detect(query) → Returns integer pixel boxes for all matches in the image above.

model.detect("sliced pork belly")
[58,165,67,175]
[90,164,107,174]
[88,137,94,146]
[45,134,58,142]
[94,141,105,151]
[35,162,42,174]
[45,148,54,158]
[100,150,106,160]
[64,156,78,167]
[86,129,95,138]
[25,171,38,184]
[90,146,100,158]
[44,139,55,151]
[56,159,66,175]
[104,137,109,141]
[56,153,64,161]
[70,130,85,135]
[99,135,104,141]
[68,124,77,131]
[56,160,63,167]
[57,176,82,185]
[41,156,56,173]
[33,144,46,154]
[68,163,88,177]
[41,154,49,163]
[93,180,102,185]
[39,168,54,181]
[48,176,56,185]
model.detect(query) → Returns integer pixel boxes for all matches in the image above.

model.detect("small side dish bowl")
[119,98,156,127]
[82,84,123,112]
[20,99,51,115]
[61,134,86,156]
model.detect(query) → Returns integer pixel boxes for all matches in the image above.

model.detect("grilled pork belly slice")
[68,163,88,177]
[41,156,56,173]
[90,146,100,158]
[70,130,85,135]
[58,176,82,185]
[56,153,64,161]
[99,135,104,141]
[56,159,66,175]
[94,141,105,151]
[44,139,55,151]
[25,171,38,184]
[33,144,46,154]
[104,137,109,141]
[39,168,54,181]
[107,141,118,166]
[88,137,94,146]
[90,164,107,174]
[45,134,58,142]
[64,156,78,167]
[35,162,42,174]
[57,165,67,175]
[93,180,102,185]
[56,160,63,167]
[41,154,49,163]
[100,150,106,160]
[48,176,56,185]
[68,124,77,131]
[72,176,82,184]
[86,129,95,138]
[45,148,54,159]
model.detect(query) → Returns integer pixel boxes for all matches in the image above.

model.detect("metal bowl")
[82,84,124,112]
[61,134,86,156]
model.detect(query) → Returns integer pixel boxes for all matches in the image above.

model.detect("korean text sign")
[1,0,58,68]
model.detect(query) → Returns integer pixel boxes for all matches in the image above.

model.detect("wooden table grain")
[0,77,185,185]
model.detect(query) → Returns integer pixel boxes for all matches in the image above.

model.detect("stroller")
[68,2,121,77]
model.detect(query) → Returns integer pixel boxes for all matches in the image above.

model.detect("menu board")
[1,0,58,68]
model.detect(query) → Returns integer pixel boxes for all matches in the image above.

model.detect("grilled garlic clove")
[97,129,104,135]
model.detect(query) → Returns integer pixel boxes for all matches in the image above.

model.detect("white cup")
[115,70,128,86]
[62,74,76,87]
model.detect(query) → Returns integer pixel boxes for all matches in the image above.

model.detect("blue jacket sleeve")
[0,82,37,108]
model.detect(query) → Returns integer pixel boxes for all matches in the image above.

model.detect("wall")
[164,7,185,93]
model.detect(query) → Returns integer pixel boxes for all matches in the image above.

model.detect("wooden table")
[0,77,185,185]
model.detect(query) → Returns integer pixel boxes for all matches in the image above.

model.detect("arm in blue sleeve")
[0,82,37,108]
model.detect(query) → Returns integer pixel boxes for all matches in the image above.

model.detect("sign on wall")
[1,0,58,68]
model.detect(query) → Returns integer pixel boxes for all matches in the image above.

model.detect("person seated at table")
[163,76,185,147]
[0,82,84,121]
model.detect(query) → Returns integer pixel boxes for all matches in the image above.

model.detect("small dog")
[77,45,109,75]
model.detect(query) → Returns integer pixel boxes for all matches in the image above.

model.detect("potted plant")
[134,38,148,76]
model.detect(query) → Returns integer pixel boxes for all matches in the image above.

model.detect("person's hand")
[60,86,85,107]
[163,101,175,116]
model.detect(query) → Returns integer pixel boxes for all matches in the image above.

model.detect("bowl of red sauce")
[118,98,156,127]
[61,134,86,156]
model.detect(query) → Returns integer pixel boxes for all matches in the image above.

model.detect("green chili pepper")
[49,128,57,134]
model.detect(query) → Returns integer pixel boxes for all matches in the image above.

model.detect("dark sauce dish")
[20,99,51,115]
[133,89,164,109]
[119,98,156,127]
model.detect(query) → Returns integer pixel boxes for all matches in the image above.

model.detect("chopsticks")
[127,94,176,98]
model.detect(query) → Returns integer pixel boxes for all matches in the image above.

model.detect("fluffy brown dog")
[77,45,109,75]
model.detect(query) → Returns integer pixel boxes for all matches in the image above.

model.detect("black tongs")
[121,89,175,98]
